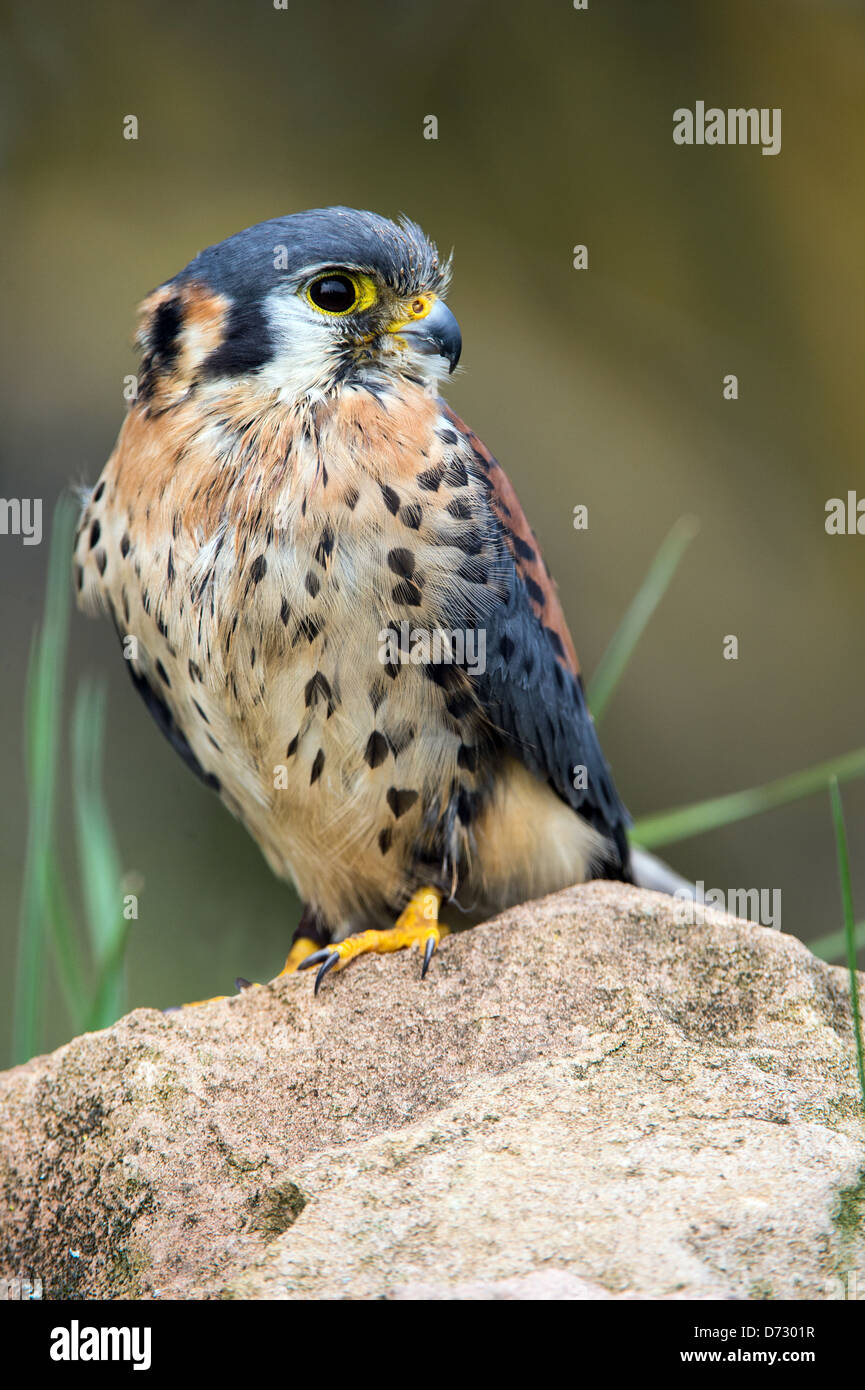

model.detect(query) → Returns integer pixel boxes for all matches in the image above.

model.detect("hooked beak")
[391,297,462,374]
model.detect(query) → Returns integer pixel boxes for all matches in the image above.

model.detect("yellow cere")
[387,292,436,333]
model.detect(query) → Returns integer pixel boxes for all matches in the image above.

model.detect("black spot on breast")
[280,596,290,625]
[417,466,443,491]
[95,548,107,576]
[400,502,423,530]
[424,662,459,690]
[74,563,83,591]
[380,483,400,515]
[393,579,423,606]
[286,733,299,757]
[379,827,392,855]
[305,571,320,598]
[92,481,105,503]
[369,679,386,712]
[444,458,468,487]
[192,699,209,725]
[295,614,323,644]
[120,533,131,558]
[250,554,267,583]
[155,660,170,686]
[364,731,389,768]
[387,725,415,756]
[188,658,202,682]
[305,672,334,713]
[453,528,485,556]
[384,661,400,680]
[387,787,419,818]
[387,547,415,578]
[315,525,335,564]
[499,634,515,662]
[89,519,101,548]
[310,748,325,783]
[447,498,473,520]
[344,486,359,510]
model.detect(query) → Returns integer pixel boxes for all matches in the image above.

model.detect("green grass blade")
[588,516,699,723]
[13,494,78,1065]
[86,919,133,1034]
[44,850,89,1035]
[829,778,865,1115]
[632,746,865,850]
[71,679,128,1028]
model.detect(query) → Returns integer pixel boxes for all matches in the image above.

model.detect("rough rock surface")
[1,882,863,1301]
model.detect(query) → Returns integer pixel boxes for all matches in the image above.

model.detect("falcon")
[74,207,634,994]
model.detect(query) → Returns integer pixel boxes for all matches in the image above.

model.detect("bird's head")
[136,207,461,409]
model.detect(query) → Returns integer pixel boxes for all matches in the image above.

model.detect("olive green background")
[2,0,864,1060]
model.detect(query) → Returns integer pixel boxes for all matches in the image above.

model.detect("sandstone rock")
[0,882,863,1300]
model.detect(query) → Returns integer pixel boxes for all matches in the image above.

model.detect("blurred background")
[2,0,864,1061]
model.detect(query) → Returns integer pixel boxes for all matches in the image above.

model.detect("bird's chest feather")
[76,384,502,923]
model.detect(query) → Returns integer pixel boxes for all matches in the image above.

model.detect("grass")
[829,778,865,1117]
[10,500,865,1066]
[12,494,130,1066]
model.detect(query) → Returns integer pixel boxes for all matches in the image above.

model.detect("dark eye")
[307,273,358,315]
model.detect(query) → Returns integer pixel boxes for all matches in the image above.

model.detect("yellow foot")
[171,990,234,1009]
[172,938,321,1010]
[298,887,445,994]
[277,937,322,976]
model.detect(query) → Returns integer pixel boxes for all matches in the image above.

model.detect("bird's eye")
[306,273,360,316]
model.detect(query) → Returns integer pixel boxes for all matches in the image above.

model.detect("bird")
[74,206,637,996]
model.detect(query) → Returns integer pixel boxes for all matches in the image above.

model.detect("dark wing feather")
[444,406,632,879]
[125,662,221,794]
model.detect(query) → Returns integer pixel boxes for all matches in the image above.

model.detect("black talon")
[421,937,436,979]
[314,951,340,995]
[298,947,332,972]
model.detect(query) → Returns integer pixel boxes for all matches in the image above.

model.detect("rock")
[0,882,863,1300]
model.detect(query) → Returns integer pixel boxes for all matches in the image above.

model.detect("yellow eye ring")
[305,270,377,317]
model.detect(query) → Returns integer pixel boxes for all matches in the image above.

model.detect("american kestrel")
[74,208,632,994]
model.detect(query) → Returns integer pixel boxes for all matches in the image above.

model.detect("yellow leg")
[299,887,445,993]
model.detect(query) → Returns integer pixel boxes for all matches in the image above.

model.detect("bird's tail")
[629,846,696,900]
